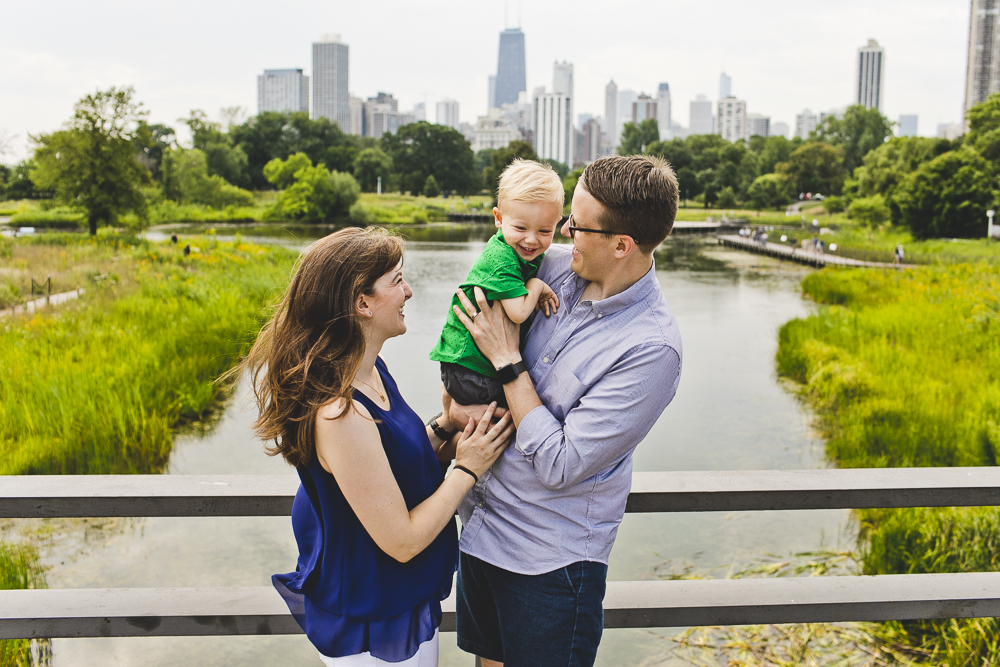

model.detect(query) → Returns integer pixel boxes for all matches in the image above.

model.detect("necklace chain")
[354,374,386,402]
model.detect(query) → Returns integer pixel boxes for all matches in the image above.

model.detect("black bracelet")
[453,465,479,483]
[427,412,456,441]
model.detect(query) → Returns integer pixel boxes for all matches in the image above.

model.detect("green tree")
[647,137,693,171]
[542,159,569,179]
[848,195,891,229]
[353,147,394,193]
[162,149,255,208]
[482,140,539,202]
[823,196,846,213]
[381,121,478,195]
[618,119,659,155]
[265,155,360,221]
[894,147,997,239]
[716,186,738,209]
[3,160,48,200]
[775,142,845,196]
[965,92,1000,165]
[262,152,313,190]
[747,173,792,211]
[475,148,495,176]
[675,167,700,202]
[562,168,584,206]
[423,174,441,198]
[182,110,250,188]
[813,104,895,174]
[31,86,151,235]
[757,135,797,175]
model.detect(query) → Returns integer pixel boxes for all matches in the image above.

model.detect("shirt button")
[477,500,485,508]
[543,356,550,363]
[596,313,603,319]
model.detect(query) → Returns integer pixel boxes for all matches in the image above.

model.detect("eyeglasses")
[560,214,631,241]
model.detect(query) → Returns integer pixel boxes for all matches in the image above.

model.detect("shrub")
[848,195,891,229]
[823,196,845,214]
[423,175,441,198]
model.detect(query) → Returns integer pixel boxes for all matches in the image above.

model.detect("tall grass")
[0,234,298,475]
[776,264,1000,664]
[0,542,49,666]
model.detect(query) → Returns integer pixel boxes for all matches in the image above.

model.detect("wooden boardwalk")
[716,235,907,269]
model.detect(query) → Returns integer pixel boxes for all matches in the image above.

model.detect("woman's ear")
[356,294,372,318]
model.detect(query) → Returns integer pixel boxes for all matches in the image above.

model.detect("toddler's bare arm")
[500,278,559,323]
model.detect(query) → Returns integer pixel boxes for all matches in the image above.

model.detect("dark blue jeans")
[456,552,607,667]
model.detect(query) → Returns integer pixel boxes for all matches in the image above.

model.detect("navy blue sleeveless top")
[273,357,459,661]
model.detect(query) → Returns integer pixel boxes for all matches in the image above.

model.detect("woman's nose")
[403,280,413,299]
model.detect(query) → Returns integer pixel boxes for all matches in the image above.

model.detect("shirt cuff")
[514,404,562,457]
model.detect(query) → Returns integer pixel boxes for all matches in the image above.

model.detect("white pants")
[319,630,439,667]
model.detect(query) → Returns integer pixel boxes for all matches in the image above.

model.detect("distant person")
[895,243,904,266]
[818,239,825,255]
[171,234,178,244]
[429,159,562,409]
[183,244,190,257]
[239,228,514,666]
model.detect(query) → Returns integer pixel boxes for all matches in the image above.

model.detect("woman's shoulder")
[317,395,376,433]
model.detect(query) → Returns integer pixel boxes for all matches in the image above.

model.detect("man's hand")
[453,286,522,368]
[536,281,559,317]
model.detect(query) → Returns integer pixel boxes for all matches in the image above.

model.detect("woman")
[240,227,513,665]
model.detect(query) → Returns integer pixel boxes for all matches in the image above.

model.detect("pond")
[27,226,853,666]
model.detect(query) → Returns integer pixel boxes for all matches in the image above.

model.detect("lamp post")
[989,210,995,240]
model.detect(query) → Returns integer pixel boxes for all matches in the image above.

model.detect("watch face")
[496,364,517,384]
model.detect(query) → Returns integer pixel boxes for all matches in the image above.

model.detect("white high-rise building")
[411,102,426,122]
[716,97,746,142]
[899,114,918,137]
[632,94,658,124]
[965,0,1000,116]
[856,39,886,111]
[689,95,714,135]
[312,35,349,131]
[719,72,732,99]
[771,121,790,139]
[656,83,672,140]
[618,89,637,139]
[257,69,309,114]
[796,109,819,139]
[436,99,460,129]
[605,80,618,147]
[488,75,497,110]
[348,95,364,135]
[534,91,573,166]
[365,93,399,138]
[473,108,518,152]
[746,113,770,138]
[553,61,574,150]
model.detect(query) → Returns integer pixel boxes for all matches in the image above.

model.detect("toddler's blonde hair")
[497,159,565,211]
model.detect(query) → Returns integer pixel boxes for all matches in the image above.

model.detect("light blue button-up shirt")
[458,244,682,575]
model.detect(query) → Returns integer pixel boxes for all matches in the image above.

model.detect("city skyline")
[0,0,971,161]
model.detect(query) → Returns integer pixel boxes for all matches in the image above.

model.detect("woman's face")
[364,260,412,340]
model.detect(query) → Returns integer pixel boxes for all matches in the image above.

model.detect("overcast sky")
[0,0,971,162]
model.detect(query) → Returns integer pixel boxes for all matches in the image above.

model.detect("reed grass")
[776,264,1000,664]
[0,233,298,475]
[0,542,49,667]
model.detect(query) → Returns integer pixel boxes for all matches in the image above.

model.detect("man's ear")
[614,235,637,259]
[493,207,502,229]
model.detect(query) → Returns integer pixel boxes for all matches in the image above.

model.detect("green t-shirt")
[429,230,543,377]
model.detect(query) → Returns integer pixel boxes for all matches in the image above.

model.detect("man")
[447,154,683,666]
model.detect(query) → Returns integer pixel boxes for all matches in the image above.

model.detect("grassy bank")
[776,264,1000,663]
[0,233,298,475]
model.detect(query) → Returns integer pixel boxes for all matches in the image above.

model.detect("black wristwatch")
[495,360,527,384]
[427,412,456,440]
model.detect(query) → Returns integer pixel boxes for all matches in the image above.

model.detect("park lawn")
[776,264,1000,663]
[0,233,298,475]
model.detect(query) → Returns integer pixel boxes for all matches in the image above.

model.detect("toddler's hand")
[536,282,559,317]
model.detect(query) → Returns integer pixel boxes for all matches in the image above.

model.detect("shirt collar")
[568,259,659,318]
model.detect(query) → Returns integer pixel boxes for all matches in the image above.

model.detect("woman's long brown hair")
[234,227,404,468]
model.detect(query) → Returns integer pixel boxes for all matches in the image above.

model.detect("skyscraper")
[534,92,573,166]
[965,0,1000,115]
[313,35,349,131]
[796,109,818,139]
[716,97,746,142]
[899,114,918,137]
[488,75,497,110]
[605,80,618,147]
[719,72,732,99]
[632,94,658,124]
[856,39,885,111]
[495,28,526,107]
[656,83,672,140]
[618,89,637,139]
[257,69,309,114]
[771,121,790,139]
[746,113,770,138]
[436,99,460,129]
[689,95,714,135]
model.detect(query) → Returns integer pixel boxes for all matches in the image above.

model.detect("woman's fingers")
[472,286,490,313]
[475,402,497,434]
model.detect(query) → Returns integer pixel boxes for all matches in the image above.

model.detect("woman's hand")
[454,402,515,478]
[453,286,522,368]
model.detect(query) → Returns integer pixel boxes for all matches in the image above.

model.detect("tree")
[482,140,539,202]
[775,142,845,196]
[813,105,895,174]
[135,123,176,182]
[31,86,151,235]
[675,167,700,203]
[618,119,659,155]
[747,174,792,211]
[542,159,569,179]
[262,152,313,190]
[353,147,394,193]
[965,93,1000,165]
[562,168,584,205]
[381,121,477,195]
[3,160,48,200]
[182,110,250,188]
[264,154,360,221]
[646,138,693,171]
[823,196,846,214]
[423,174,441,198]
[894,147,997,239]
[162,149,255,208]
[848,195,891,229]
[716,186,738,209]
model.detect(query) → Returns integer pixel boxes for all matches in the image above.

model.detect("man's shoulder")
[537,244,573,284]
[627,283,682,358]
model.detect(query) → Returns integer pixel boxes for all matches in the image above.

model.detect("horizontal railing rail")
[3,468,1000,640]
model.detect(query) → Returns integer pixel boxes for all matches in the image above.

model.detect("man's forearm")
[500,359,542,428]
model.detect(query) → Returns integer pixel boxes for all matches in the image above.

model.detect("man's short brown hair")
[579,155,679,253]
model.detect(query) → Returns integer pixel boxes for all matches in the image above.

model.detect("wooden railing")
[3,468,1000,639]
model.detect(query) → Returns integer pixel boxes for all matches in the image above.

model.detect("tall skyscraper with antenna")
[495,28,526,108]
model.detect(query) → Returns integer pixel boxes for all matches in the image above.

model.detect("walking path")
[0,288,85,319]
[717,235,910,269]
